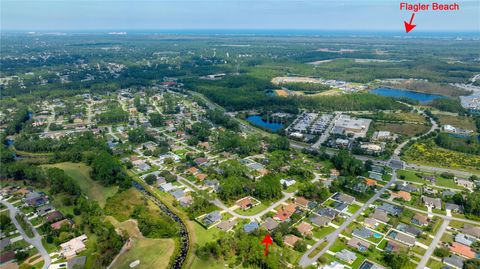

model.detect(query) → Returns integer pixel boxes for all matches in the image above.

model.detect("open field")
[436,114,477,131]
[111,238,175,269]
[42,162,118,207]
[402,141,480,173]
[373,122,430,137]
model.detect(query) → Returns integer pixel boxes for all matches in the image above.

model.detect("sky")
[1,0,479,32]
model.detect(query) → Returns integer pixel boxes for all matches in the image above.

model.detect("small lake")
[246,115,284,132]
[370,87,445,103]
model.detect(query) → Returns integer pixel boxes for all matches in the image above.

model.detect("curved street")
[0,199,51,269]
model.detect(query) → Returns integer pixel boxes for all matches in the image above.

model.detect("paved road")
[0,200,51,269]
[416,219,450,269]
[299,169,398,266]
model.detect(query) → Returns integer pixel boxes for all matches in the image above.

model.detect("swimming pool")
[373,233,382,238]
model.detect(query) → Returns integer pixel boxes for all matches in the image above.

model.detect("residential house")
[24,192,48,207]
[450,242,476,259]
[202,211,221,227]
[443,255,465,269]
[51,219,72,230]
[195,173,208,181]
[186,167,198,175]
[332,193,355,204]
[456,178,475,189]
[364,218,378,229]
[353,228,373,239]
[262,218,279,231]
[369,171,383,181]
[316,207,339,220]
[398,184,418,193]
[60,234,88,259]
[423,186,438,196]
[422,175,436,184]
[274,204,297,222]
[389,231,415,246]
[378,203,402,216]
[194,157,209,166]
[236,197,254,210]
[462,225,480,239]
[365,178,377,187]
[243,222,259,233]
[332,201,348,212]
[294,197,310,208]
[411,213,428,226]
[296,222,313,237]
[0,251,16,266]
[359,261,385,269]
[347,237,371,252]
[392,191,411,202]
[422,196,442,209]
[396,223,422,237]
[179,195,193,207]
[283,235,301,247]
[170,189,185,200]
[336,249,357,264]
[46,211,64,223]
[280,178,296,187]
[160,183,175,192]
[445,203,464,214]
[372,209,390,223]
[156,177,166,187]
[455,233,476,247]
[0,238,11,251]
[36,205,55,216]
[217,220,236,232]
[309,215,330,227]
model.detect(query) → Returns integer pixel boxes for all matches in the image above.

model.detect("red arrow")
[261,234,273,256]
[404,13,417,33]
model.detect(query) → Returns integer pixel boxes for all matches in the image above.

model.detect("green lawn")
[111,238,175,269]
[42,162,118,207]
[233,202,270,216]
[312,226,336,239]
[397,170,426,184]
[435,177,464,190]
[191,221,222,246]
[348,204,361,214]
[427,259,444,269]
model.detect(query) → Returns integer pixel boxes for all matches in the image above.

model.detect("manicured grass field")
[42,162,118,207]
[234,202,269,216]
[312,226,336,239]
[112,238,175,269]
[191,221,222,246]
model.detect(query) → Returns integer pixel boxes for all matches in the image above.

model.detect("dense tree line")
[127,127,155,144]
[5,106,30,135]
[331,150,365,176]
[148,112,165,127]
[428,98,465,114]
[186,121,211,145]
[132,205,179,238]
[435,133,480,155]
[215,131,262,157]
[96,107,129,124]
[206,108,240,131]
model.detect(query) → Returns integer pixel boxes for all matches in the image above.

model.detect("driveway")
[0,200,51,269]
[416,219,450,269]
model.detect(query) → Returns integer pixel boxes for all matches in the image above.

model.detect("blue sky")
[2,0,479,31]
